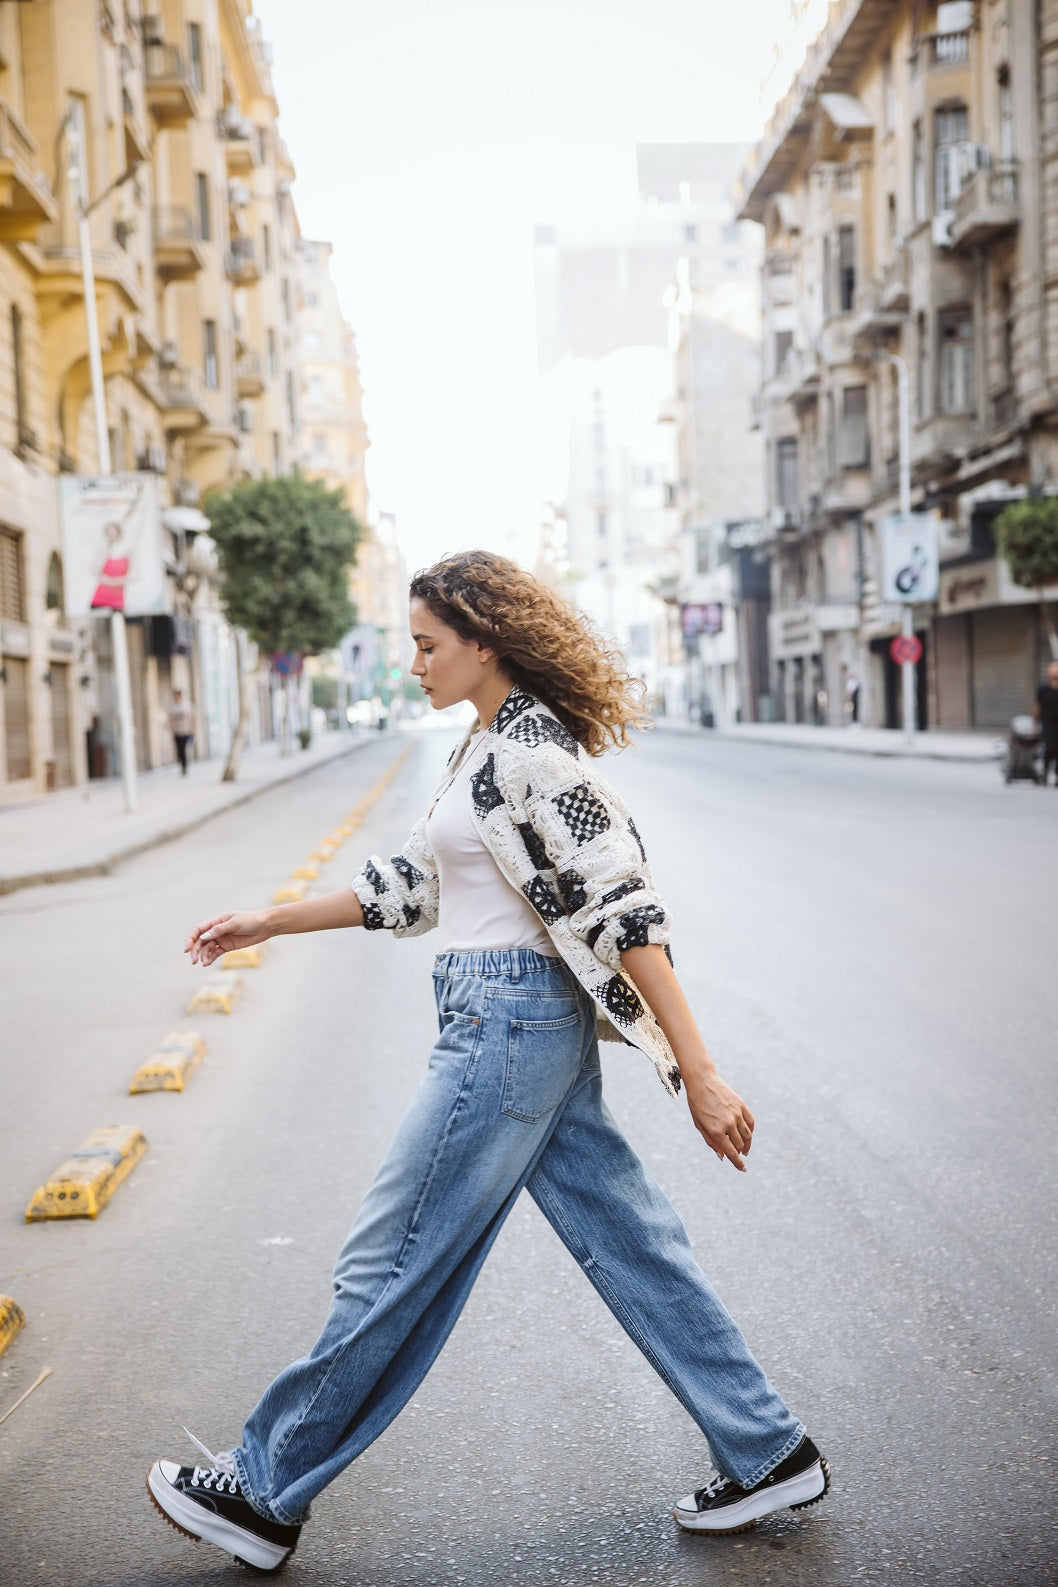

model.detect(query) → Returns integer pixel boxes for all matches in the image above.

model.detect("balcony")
[145,43,199,127]
[879,249,910,312]
[160,365,211,433]
[852,271,908,343]
[950,163,1020,251]
[236,352,265,398]
[763,251,796,306]
[218,108,259,173]
[776,345,821,407]
[0,99,58,241]
[152,206,206,282]
[226,235,260,285]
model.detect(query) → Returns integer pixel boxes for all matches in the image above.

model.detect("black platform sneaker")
[673,1433,830,1534]
[147,1431,301,1571]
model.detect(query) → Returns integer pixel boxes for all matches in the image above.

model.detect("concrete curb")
[650,718,1004,764]
[0,734,387,898]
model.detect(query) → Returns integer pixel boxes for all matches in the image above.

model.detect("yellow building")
[0,0,316,800]
[742,0,1057,731]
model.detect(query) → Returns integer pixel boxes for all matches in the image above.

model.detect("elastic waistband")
[433,948,564,979]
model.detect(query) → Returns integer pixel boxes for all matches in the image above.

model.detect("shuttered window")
[0,528,26,621]
[3,655,31,780]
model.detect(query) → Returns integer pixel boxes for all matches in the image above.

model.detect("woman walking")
[146,551,829,1571]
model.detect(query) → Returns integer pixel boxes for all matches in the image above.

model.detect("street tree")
[996,497,1058,660]
[204,473,363,778]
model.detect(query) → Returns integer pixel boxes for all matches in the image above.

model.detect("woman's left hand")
[680,1066,755,1171]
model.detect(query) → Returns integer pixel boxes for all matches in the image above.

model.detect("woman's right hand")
[185,910,271,967]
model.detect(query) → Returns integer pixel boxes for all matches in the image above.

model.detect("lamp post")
[68,113,142,810]
[878,349,917,748]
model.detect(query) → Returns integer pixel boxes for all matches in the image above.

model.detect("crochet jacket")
[350,689,682,1096]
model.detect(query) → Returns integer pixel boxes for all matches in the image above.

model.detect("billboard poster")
[879,513,939,604]
[680,602,724,640]
[59,473,167,619]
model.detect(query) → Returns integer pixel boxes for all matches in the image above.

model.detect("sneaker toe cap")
[673,1491,698,1516]
[155,1460,182,1484]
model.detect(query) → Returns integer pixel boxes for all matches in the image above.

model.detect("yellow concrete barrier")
[25,1125,148,1221]
[0,1296,26,1357]
[273,880,308,904]
[129,1030,208,1094]
[186,974,243,1015]
[290,864,319,881]
[219,944,266,969]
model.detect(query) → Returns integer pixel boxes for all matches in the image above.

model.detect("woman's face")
[409,597,492,711]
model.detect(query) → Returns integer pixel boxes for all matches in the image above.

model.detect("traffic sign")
[890,633,923,666]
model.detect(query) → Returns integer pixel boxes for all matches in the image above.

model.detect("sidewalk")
[653,716,1005,762]
[0,728,391,896]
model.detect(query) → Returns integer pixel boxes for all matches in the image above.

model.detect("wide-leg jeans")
[232,949,804,1525]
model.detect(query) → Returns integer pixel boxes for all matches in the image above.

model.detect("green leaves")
[204,473,363,657]
[996,498,1058,593]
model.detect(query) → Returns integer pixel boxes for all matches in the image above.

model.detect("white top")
[427,729,551,953]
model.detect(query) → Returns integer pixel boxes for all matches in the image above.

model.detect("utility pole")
[879,350,917,748]
[69,116,142,811]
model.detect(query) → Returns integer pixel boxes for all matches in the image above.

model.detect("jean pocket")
[501,1012,581,1123]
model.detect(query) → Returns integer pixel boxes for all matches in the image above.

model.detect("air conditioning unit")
[228,181,251,208]
[235,404,254,434]
[932,212,954,249]
[141,13,164,46]
[159,341,180,369]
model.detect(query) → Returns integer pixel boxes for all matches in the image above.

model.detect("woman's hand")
[681,1065,755,1172]
[185,911,271,967]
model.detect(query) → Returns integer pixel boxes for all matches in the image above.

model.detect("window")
[839,385,869,468]
[887,193,897,247]
[934,106,971,213]
[12,304,30,448]
[203,320,218,389]
[187,22,203,92]
[261,223,272,271]
[66,94,88,207]
[838,226,856,313]
[1001,277,1014,389]
[912,120,927,223]
[257,126,270,166]
[0,527,26,621]
[883,51,896,133]
[916,312,930,420]
[267,328,277,376]
[776,437,799,508]
[774,329,793,374]
[281,279,291,320]
[596,510,608,538]
[684,225,698,243]
[592,421,604,449]
[999,74,1014,164]
[286,371,296,427]
[195,172,210,242]
[938,309,974,413]
[271,431,281,475]
[594,468,606,497]
[822,234,832,318]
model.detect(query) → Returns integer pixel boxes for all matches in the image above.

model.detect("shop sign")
[59,473,166,619]
[681,603,723,639]
[879,513,939,603]
[938,558,1058,614]
[769,608,821,658]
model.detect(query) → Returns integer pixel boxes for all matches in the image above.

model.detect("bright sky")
[253,0,825,572]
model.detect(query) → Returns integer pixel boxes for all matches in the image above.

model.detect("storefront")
[933,560,1055,730]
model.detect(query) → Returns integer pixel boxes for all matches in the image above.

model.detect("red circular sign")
[890,634,923,666]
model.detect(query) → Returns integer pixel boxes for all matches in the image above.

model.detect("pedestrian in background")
[1035,658,1058,785]
[146,550,829,1572]
[167,689,194,775]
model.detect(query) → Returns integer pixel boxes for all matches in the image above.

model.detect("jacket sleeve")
[350,816,439,937]
[500,746,671,971]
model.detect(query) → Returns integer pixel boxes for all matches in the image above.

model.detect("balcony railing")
[144,43,198,125]
[951,162,1020,250]
[930,29,970,65]
[0,97,58,238]
[152,205,205,280]
[225,235,259,282]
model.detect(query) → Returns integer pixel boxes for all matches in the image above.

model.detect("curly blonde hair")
[409,550,649,756]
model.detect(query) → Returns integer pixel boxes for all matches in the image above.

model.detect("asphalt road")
[1,723,1055,1587]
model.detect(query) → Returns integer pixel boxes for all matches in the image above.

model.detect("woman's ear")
[474,641,496,666]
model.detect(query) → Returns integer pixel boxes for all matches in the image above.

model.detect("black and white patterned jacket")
[350,690,681,1096]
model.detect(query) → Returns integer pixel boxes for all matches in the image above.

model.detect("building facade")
[0,0,373,802]
[741,0,1058,731]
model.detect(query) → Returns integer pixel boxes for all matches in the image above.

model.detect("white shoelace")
[183,1427,239,1492]
[695,1470,733,1505]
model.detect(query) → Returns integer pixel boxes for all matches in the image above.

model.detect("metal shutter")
[50,662,75,788]
[935,614,971,728]
[3,655,31,780]
[970,607,1034,729]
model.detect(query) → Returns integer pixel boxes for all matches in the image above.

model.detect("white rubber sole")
[147,1461,292,1571]
[673,1456,829,1534]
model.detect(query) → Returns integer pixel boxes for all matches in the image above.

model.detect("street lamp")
[67,110,143,811]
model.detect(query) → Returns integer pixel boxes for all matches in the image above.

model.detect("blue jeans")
[232,949,804,1525]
